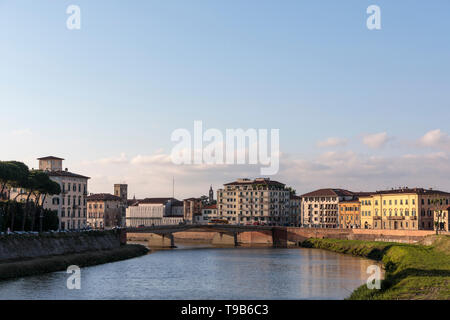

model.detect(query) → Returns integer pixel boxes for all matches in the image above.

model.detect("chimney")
[65,168,68,171]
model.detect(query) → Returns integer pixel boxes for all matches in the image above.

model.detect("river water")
[0,243,378,300]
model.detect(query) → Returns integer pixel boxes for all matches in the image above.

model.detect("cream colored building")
[359,188,450,230]
[217,178,291,226]
[197,204,217,224]
[301,189,355,228]
[10,156,89,230]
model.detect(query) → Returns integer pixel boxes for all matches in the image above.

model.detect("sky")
[1,0,450,199]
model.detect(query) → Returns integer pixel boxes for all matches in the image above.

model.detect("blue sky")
[1,1,450,198]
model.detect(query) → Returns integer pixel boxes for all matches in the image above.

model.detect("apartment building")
[126,198,184,227]
[301,189,355,228]
[338,200,361,229]
[217,178,292,226]
[87,193,125,229]
[10,156,89,230]
[359,188,450,230]
[289,195,301,226]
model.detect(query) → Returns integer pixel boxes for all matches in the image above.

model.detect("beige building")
[301,189,355,228]
[10,156,89,230]
[126,198,184,227]
[197,204,217,224]
[360,188,450,230]
[87,193,124,229]
[217,178,291,226]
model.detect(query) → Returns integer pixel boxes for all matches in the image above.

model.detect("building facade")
[301,189,355,228]
[10,156,89,230]
[216,178,291,226]
[338,200,361,229]
[196,204,217,224]
[434,206,450,232]
[183,198,203,223]
[359,188,450,230]
[289,195,301,226]
[126,198,184,227]
[87,193,124,229]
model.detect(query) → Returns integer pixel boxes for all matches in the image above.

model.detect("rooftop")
[47,170,90,179]
[224,178,285,187]
[373,187,450,196]
[37,156,65,160]
[301,188,354,197]
[87,193,122,202]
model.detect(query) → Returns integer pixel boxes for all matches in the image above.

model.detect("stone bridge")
[126,224,289,248]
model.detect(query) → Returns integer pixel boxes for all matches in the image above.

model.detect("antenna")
[172,176,175,198]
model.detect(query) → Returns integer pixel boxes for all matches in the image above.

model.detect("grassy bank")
[301,236,450,300]
[0,244,149,281]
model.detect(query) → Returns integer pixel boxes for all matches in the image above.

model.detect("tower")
[209,185,214,204]
[114,184,128,202]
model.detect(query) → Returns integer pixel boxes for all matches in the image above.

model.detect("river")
[0,243,379,300]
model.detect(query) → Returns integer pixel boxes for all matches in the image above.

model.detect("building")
[183,197,203,223]
[338,200,361,229]
[289,195,301,226]
[434,206,449,232]
[10,156,90,230]
[359,188,450,230]
[196,204,217,224]
[301,189,355,228]
[126,198,184,227]
[217,178,291,226]
[87,193,124,229]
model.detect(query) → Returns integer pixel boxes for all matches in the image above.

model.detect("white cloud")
[418,129,450,149]
[317,137,347,148]
[78,148,450,199]
[362,132,390,149]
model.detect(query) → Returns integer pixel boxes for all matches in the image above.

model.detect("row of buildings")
[7,156,450,232]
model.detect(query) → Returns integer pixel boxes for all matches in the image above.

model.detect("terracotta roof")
[47,170,90,179]
[301,188,354,197]
[37,156,64,160]
[203,204,217,209]
[290,195,301,200]
[373,188,450,196]
[183,197,202,201]
[87,193,122,201]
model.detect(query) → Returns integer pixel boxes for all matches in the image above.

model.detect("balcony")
[387,216,405,220]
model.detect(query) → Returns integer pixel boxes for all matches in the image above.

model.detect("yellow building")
[338,200,361,229]
[360,188,450,230]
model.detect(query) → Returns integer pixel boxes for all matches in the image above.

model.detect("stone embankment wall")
[0,230,124,261]
[286,228,448,244]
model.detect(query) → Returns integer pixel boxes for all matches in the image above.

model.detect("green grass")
[301,236,450,300]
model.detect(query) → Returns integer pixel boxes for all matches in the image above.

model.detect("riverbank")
[300,236,450,300]
[0,244,149,281]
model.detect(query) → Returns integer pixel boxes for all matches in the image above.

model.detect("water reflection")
[0,245,380,300]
